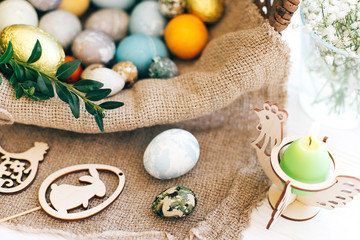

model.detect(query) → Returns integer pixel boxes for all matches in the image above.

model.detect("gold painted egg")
[0,24,65,77]
[186,0,224,23]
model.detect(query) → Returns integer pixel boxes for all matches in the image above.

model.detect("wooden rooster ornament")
[251,102,360,229]
[0,142,49,193]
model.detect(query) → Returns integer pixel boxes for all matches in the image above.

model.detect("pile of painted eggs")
[0,0,224,97]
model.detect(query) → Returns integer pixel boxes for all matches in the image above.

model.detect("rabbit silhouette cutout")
[49,167,106,214]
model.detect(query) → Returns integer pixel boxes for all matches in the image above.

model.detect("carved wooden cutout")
[252,102,360,229]
[0,142,49,193]
[38,164,125,220]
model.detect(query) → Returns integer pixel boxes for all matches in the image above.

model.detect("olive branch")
[0,40,124,132]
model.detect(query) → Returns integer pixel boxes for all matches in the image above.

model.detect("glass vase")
[299,14,360,129]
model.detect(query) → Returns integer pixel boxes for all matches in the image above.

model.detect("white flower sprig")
[302,0,360,116]
[302,0,360,56]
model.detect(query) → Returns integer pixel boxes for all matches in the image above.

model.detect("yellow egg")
[0,25,65,77]
[187,0,224,23]
[58,0,90,17]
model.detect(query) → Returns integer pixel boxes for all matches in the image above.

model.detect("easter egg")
[62,56,83,83]
[39,10,82,49]
[159,0,187,18]
[0,25,65,77]
[116,34,168,76]
[152,186,196,218]
[129,1,167,37]
[85,9,129,42]
[143,129,200,180]
[72,30,116,66]
[81,64,105,79]
[164,14,208,59]
[112,61,138,88]
[28,0,62,11]
[0,0,38,33]
[58,0,89,17]
[187,0,224,23]
[91,0,136,10]
[81,67,125,97]
[148,57,178,79]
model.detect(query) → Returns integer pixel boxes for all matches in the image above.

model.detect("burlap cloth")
[0,0,290,239]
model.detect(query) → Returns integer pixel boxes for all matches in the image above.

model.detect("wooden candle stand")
[251,102,360,229]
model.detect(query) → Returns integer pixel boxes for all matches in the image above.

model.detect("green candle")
[280,136,332,195]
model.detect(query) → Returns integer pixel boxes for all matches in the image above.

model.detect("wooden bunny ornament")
[50,166,106,214]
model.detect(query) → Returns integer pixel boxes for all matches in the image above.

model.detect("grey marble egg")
[39,10,82,49]
[28,0,62,11]
[81,67,125,97]
[152,186,196,218]
[85,9,129,42]
[159,0,186,18]
[72,29,115,66]
[148,56,178,78]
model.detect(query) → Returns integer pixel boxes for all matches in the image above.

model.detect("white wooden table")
[1,12,359,240]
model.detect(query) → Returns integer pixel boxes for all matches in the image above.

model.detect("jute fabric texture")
[0,0,290,239]
[0,0,287,134]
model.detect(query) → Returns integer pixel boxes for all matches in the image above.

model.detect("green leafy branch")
[0,40,124,132]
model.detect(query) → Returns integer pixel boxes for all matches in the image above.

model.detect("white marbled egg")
[81,67,125,97]
[144,129,200,180]
[72,29,115,66]
[0,0,38,33]
[85,9,129,42]
[28,0,62,11]
[39,10,82,49]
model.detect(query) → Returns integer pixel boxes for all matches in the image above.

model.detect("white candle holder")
[251,102,360,229]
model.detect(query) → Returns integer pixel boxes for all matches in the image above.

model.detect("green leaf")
[37,74,54,97]
[68,92,80,118]
[85,102,96,115]
[56,59,81,79]
[9,74,16,84]
[10,62,25,82]
[0,73,2,85]
[85,89,111,101]
[28,86,35,96]
[99,101,124,109]
[30,92,50,101]
[94,114,104,132]
[27,40,42,64]
[73,79,104,93]
[24,68,38,80]
[22,80,37,89]
[0,42,13,65]
[55,82,71,103]
[14,83,23,99]
[0,63,13,77]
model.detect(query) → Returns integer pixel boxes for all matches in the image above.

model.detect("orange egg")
[62,56,83,83]
[164,14,208,60]
[58,0,89,17]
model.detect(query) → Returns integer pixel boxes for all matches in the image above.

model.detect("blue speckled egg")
[148,56,178,78]
[129,1,167,37]
[143,129,200,180]
[116,34,168,76]
[91,0,136,10]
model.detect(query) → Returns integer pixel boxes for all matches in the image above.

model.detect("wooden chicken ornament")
[0,164,125,223]
[251,102,360,229]
[0,142,49,193]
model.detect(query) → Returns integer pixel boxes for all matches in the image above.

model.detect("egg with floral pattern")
[159,0,186,18]
[143,129,200,180]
